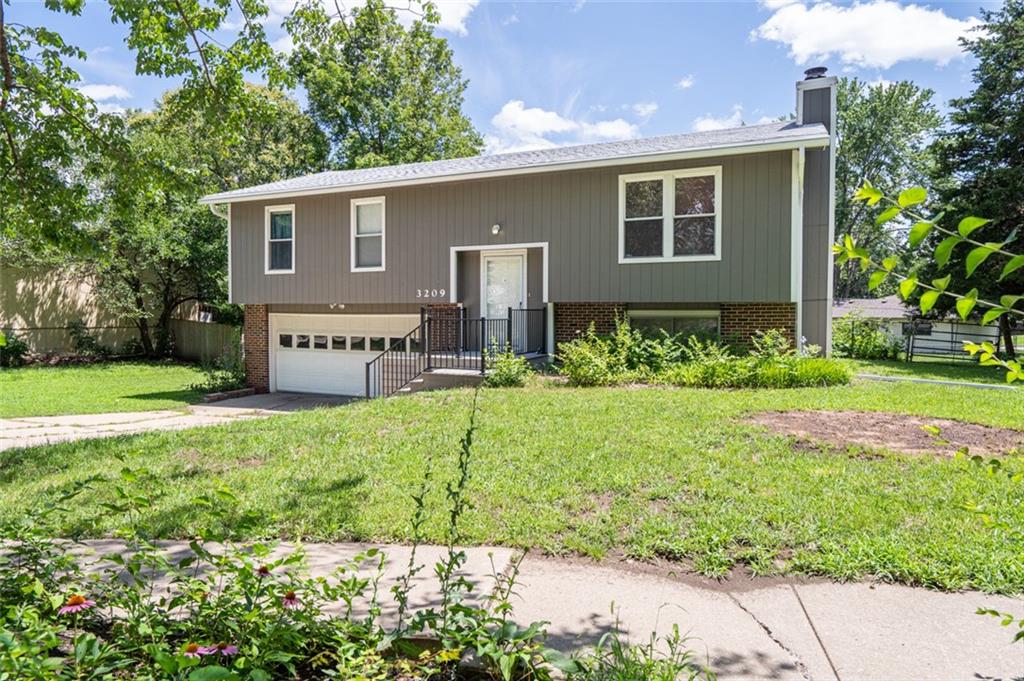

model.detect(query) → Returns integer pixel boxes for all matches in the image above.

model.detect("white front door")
[482,253,526,351]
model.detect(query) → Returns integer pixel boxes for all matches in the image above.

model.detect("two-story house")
[201,68,837,397]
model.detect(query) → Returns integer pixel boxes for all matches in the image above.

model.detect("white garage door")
[269,314,419,396]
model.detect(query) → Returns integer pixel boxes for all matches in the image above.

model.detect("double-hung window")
[351,196,385,272]
[265,205,295,274]
[619,166,721,263]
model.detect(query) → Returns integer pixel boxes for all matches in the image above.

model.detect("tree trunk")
[129,282,154,356]
[999,315,1016,359]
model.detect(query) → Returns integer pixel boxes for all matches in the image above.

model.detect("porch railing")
[365,307,546,398]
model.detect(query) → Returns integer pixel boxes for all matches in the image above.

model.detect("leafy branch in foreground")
[833,181,1022,382]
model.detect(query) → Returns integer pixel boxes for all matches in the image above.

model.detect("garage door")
[269,314,419,396]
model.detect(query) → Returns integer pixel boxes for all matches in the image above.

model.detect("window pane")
[673,216,716,256]
[355,235,383,268]
[624,218,663,258]
[673,317,719,340]
[270,211,293,239]
[296,334,310,349]
[675,176,715,215]
[409,335,422,353]
[331,335,346,350]
[279,334,293,348]
[270,241,293,270]
[313,334,328,350]
[389,337,405,351]
[625,180,662,218]
[356,202,383,235]
[369,336,385,351]
[349,336,366,351]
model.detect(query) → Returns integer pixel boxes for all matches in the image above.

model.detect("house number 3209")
[416,288,446,299]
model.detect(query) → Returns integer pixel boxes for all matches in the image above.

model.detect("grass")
[2,378,1023,593]
[0,361,207,418]
[844,357,1017,386]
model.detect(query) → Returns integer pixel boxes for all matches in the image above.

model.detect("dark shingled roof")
[201,120,829,204]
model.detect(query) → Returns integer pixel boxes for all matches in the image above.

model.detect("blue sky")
[15,0,999,154]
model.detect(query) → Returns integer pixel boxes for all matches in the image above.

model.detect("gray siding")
[800,85,834,349]
[230,151,795,306]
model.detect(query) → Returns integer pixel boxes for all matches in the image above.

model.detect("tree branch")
[172,0,218,94]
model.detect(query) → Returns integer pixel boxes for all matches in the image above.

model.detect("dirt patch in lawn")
[745,410,1024,457]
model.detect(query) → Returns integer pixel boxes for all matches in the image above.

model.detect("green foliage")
[0,329,30,367]
[832,314,903,360]
[567,622,713,681]
[67,319,111,357]
[285,0,482,169]
[834,77,942,299]
[559,322,850,389]
[484,346,533,388]
[191,329,246,393]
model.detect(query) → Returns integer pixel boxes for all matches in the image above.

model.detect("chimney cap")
[803,66,828,80]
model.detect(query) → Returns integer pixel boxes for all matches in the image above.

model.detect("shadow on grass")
[124,389,204,403]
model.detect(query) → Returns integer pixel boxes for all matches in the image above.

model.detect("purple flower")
[58,594,95,615]
[199,641,238,657]
[282,590,300,609]
[183,643,202,658]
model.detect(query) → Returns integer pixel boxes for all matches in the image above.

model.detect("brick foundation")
[554,303,626,345]
[243,304,270,393]
[720,302,797,349]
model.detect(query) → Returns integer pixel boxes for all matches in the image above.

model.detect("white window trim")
[264,204,295,275]
[618,166,722,264]
[351,196,386,272]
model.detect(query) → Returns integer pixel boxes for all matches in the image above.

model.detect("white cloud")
[692,105,744,132]
[501,13,519,26]
[76,84,131,101]
[432,0,479,36]
[632,101,658,120]
[753,1,981,69]
[571,0,586,13]
[581,119,639,141]
[868,75,896,88]
[675,74,696,90]
[95,102,127,115]
[485,99,641,154]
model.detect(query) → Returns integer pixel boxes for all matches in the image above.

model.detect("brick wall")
[720,302,797,349]
[243,304,270,393]
[426,303,460,352]
[554,302,625,345]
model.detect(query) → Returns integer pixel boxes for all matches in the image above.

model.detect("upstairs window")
[619,167,721,263]
[265,205,295,274]
[351,196,385,272]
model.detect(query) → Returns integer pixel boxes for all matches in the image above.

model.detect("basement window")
[627,310,720,340]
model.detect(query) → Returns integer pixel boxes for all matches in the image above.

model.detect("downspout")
[208,203,229,220]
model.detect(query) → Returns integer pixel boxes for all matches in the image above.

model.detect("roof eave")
[200,134,830,205]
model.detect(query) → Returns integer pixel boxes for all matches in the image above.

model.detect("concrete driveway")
[0,393,354,450]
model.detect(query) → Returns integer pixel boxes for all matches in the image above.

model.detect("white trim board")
[791,148,805,349]
[200,137,830,205]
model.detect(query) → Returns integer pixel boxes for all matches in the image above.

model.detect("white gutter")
[199,136,830,205]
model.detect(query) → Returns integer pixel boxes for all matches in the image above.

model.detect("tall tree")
[86,86,327,355]
[834,77,942,299]
[918,0,1024,357]
[1,0,285,247]
[286,0,482,169]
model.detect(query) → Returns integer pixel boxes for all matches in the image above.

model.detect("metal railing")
[365,307,546,398]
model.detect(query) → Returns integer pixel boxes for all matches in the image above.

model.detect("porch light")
[491,223,502,235]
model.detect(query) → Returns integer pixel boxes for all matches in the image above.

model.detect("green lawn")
[845,358,1017,386]
[2,379,1023,593]
[0,361,207,418]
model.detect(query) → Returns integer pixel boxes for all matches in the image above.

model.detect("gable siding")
[230,151,794,305]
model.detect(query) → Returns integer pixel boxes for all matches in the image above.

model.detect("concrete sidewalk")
[0,393,353,450]
[72,541,1023,680]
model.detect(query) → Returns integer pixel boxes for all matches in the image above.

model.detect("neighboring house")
[833,294,1007,360]
[201,68,838,397]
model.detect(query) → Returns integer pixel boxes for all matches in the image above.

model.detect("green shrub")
[832,313,903,359]
[67,319,111,357]
[0,330,30,367]
[190,329,246,393]
[558,325,623,386]
[485,346,532,387]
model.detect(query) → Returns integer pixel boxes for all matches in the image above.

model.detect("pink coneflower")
[58,594,95,615]
[199,641,238,657]
[182,643,203,658]
[257,565,271,576]
[282,590,300,609]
